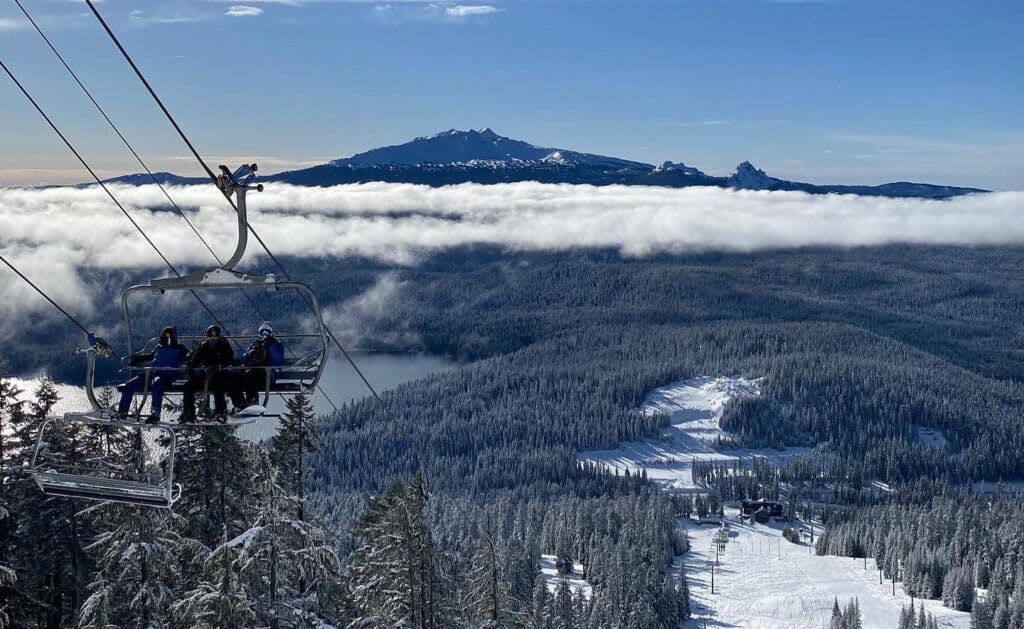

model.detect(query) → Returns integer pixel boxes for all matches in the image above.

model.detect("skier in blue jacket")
[117,326,188,423]
[234,321,285,409]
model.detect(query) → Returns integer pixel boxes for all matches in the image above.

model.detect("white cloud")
[0,18,26,30]
[225,5,264,16]
[445,5,500,16]
[1,180,1022,262]
[322,273,420,346]
[372,1,500,23]
[1,181,1022,326]
[130,9,205,25]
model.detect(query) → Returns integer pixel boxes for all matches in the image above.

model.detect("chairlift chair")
[29,165,330,508]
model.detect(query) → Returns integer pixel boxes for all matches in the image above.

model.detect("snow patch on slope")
[580,376,807,491]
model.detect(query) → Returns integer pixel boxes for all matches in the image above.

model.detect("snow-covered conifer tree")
[170,529,256,629]
[466,531,502,627]
[79,505,192,628]
[174,429,255,547]
[346,472,447,628]
[0,506,14,629]
[236,449,341,628]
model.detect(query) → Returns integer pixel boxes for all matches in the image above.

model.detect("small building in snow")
[740,499,783,520]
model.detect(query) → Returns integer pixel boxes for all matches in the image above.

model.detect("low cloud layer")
[1,181,1022,323]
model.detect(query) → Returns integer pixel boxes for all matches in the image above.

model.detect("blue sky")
[0,0,1020,189]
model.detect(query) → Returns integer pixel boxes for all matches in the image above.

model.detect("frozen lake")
[236,350,458,441]
[7,351,458,442]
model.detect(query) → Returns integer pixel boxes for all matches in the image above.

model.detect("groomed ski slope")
[581,376,810,491]
[682,514,969,628]
[580,376,971,629]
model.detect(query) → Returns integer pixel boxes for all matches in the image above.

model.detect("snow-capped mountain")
[97,128,987,199]
[330,128,651,171]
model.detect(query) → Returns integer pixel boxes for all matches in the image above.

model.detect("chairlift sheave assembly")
[30,165,330,508]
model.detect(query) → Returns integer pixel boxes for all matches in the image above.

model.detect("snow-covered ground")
[539,554,592,599]
[581,376,971,629]
[580,376,809,492]
[681,513,970,629]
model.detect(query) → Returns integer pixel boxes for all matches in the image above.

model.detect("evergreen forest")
[3,244,1024,626]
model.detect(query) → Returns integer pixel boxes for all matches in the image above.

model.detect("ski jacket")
[188,337,234,370]
[151,343,189,369]
[129,327,188,371]
[242,337,285,370]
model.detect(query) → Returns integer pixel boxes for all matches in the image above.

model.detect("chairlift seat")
[117,350,324,396]
[30,415,180,508]
[36,172,330,510]
[33,471,179,508]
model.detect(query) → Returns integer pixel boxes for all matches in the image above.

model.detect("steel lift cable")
[0,253,100,343]
[12,0,221,263]
[13,0,339,413]
[82,0,382,402]
[0,56,237,347]
[9,2,339,412]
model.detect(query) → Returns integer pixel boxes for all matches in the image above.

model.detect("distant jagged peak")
[422,127,504,142]
[733,160,764,176]
[728,160,776,189]
[654,161,706,177]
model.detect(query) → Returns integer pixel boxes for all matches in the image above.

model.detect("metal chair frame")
[29,164,327,508]
[31,413,181,508]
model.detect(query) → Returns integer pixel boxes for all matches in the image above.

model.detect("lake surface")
[235,350,458,441]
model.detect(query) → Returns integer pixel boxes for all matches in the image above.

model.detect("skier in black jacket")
[181,324,235,422]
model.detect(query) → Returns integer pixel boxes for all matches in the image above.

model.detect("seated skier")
[233,321,285,410]
[117,326,188,424]
[181,324,235,422]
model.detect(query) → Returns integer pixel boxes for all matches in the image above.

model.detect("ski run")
[581,376,972,629]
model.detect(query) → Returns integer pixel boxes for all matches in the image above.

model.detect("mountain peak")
[333,128,651,170]
[729,161,774,189]
[423,127,503,142]
[654,161,705,177]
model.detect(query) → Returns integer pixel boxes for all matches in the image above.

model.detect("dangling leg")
[227,369,246,411]
[147,375,167,423]
[211,370,229,416]
[117,375,143,418]
[181,375,198,423]
[243,368,262,405]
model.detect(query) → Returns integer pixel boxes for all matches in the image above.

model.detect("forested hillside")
[4,244,1024,626]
